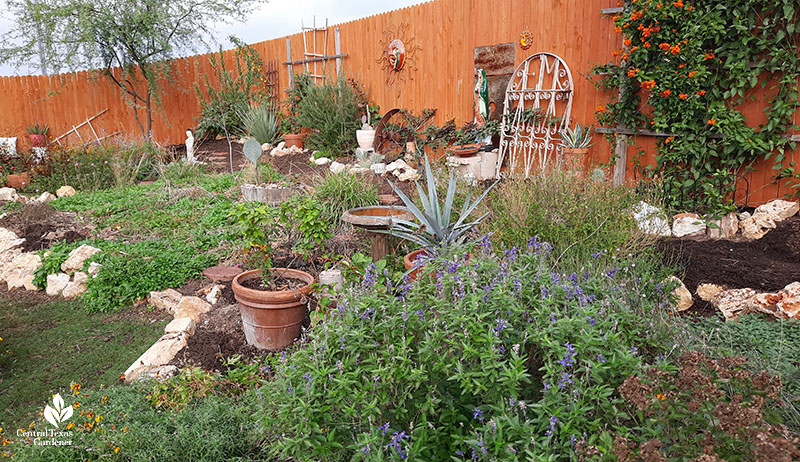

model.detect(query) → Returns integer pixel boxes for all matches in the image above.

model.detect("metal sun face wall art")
[377,22,420,94]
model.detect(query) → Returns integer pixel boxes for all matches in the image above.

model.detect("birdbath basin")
[341,205,413,261]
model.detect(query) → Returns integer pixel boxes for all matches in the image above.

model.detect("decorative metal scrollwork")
[497,52,574,178]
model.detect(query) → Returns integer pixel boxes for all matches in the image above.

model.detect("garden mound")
[0,203,93,252]
[659,215,800,313]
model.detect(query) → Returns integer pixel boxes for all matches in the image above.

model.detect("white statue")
[185,130,195,163]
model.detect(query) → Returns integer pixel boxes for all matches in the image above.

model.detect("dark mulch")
[659,215,800,314]
[171,138,246,174]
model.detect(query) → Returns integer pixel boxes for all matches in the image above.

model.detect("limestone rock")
[0,228,24,253]
[672,213,706,237]
[398,169,421,182]
[56,185,76,198]
[751,292,782,316]
[665,276,693,311]
[22,274,38,291]
[62,273,88,298]
[0,187,18,202]
[329,161,347,174]
[123,332,188,383]
[711,288,757,321]
[740,214,775,240]
[754,199,799,221]
[349,166,371,174]
[632,201,671,237]
[148,288,183,314]
[385,159,410,173]
[173,296,212,322]
[697,283,724,301]
[706,212,739,239]
[61,244,101,273]
[87,262,102,277]
[205,284,222,305]
[45,272,71,296]
[738,211,751,221]
[164,317,196,336]
[777,282,800,319]
[5,272,25,290]
[146,365,179,381]
[11,252,41,274]
[370,162,386,175]
[314,157,331,166]
[261,143,273,152]
[33,192,57,203]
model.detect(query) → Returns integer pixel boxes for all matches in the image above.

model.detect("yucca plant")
[241,104,280,145]
[559,123,593,149]
[383,156,497,259]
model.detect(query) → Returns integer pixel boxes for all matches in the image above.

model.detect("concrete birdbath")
[341,205,413,261]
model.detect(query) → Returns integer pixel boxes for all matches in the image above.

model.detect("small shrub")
[158,159,209,185]
[99,137,164,187]
[486,172,647,268]
[313,171,378,222]
[279,194,332,257]
[297,77,362,154]
[29,145,115,193]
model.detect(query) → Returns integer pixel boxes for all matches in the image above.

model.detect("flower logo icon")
[44,393,73,428]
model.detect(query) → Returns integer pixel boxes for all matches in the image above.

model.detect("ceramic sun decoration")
[519,29,533,50]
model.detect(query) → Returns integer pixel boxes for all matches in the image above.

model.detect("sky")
[0,0,422,76]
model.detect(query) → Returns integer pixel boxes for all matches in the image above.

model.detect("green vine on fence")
[591,0,800,214]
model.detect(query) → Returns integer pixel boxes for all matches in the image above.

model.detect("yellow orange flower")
[596,106,606,113]
[679,93,688,99]
[660,89,672,97]
[114,447,120,454]
[688,71,697,77]
[657,393,667,400]
[708,119,717,125]
[696,90,706,96]
[641,80,656,90]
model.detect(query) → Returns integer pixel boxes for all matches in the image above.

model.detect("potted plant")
[282,73,312,149]
[4,151,31,189]
[559,123,593,177]
[228,202,315,350]
[26,122,49,148]
[381,156,497,279]
[448,122,483,157]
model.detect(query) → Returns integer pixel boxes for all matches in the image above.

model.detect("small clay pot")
[403,248,429,281]
[283,133,304,150]
[29,134,47,148]
[7,172,30,189]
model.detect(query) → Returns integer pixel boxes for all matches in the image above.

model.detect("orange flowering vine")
[708,119,717,125]
[688,71,697,77]
[670,44,681,55]
[660,89,672,97]
[596,106,606,113]
[672,0,683,7]
[696,90,706,96]
[627,68,641,77]
[704,52,715,60]
[641,80,656,90]
[678,93,688,99]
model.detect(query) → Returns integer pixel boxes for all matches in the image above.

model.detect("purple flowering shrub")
[262,238,675,461]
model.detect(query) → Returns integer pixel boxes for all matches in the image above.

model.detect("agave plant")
[241,103,280,145]
[559,123,593,149]
[383,156,497,258]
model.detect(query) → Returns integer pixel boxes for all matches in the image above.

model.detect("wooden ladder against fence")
[48,108,119,147]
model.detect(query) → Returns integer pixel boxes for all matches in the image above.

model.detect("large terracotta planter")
[283,133,304,150]
[232,268,314,351]
[7,172,30,189]
[563,147,589,177]
[29,134,46,148]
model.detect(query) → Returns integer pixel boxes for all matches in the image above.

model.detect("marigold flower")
[660,89,672,97]
[114,447,120,454]
[708,119,717,125]
[679,93,688,99]
[656,393,667,400]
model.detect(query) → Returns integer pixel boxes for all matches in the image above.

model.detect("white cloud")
[0,0,421,75]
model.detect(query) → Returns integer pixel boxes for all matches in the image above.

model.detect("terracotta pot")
[449,143,483,158]
[29,134,46,148]
[231,268,315,351]
[7,172,30,189]
[283,133,304,150]
[403,248,429,281]
[563,147,589,177]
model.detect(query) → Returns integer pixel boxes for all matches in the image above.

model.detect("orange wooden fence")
[0,0,797,205]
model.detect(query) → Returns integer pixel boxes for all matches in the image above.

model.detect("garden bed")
[660,215,800,315]
[0,202,94,251]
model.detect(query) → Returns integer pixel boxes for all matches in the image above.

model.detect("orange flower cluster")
[673,0,684,7]
[659,42,671,51]
[639,25,661,38]
[660,89,672,97]
[596,106,606,113]
[704,52,715,60]
[688,71,697,77]
[627,68,641,77]
[642,80,656,90]
[679,93,688,99]
[696,90,706,96]
[670,44,681,54]
[630,9,644,21]
[708,119,717,125]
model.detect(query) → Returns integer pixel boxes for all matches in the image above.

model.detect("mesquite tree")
[0,0,265,138]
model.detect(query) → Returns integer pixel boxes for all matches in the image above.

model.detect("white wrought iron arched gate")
[496,52,574,178]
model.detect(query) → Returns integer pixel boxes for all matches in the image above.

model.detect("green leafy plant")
[282,72,313,134]
[384,156,497,259]
[25,122,49,135]
[241,103,280,145]
[228,202,280,279]
[296,77,363,153]
[559,123,593,149]
[29,144,116,193]
[196,37,269,139]
[313,171,379,223]
[279,194,332,257]
[592,0,800,212]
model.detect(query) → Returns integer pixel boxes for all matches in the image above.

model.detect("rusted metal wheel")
[374,108,436,162]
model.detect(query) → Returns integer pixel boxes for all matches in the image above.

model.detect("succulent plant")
[383,156,497,258]
[559,123,593,149]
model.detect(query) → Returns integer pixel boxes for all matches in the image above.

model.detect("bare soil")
[0,203,94,252]
[659,215,800,315]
